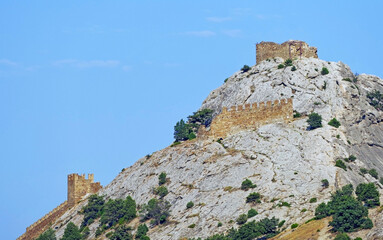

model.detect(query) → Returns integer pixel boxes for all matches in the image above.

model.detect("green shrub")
[241,65,251,72]
[334,233,351,240]
[321,179,329,188]
[291,223,299,229]
[361,218,373,229]
[321,67,329,75]
[278,220,285,228]
[349,155,356,162]
[174,119,193,142]
[236,214,248,225]
[155,186,169,198]
[293,111,301,118]
[360,168,368,174]
[285,59,293,66]
[36,228,56,240]
[335,159,347,171]
[95,226,103,237]
[188,108,214,129]
[278,64,284,69]
[309,198,317,203]
[109,225,133,240]
[279,202,291,207]
[307,112,322,130]
[354,238,362,240]
[188,223,196,228]
[227,217,279,239]
[135,224,149,239]
[342,78,352,82]
[315,184,373,232]
[217,222,223,227]
[369,169,379,179]
[247,208,258,218]
[224,78,228,83]
[328,118,341,128]
[81,194,105,227]
[140,198,171,225]
[344,155,356,162]
[186,201,194,209]
[367,90,383,111]
[322,81,327,90]
[291,66,297,71]
[241,179,256,190]
[101,196,137,228]
[62,222,82,240]
[246,192,261,203]
[301,208,307,212]
[355,183,380,208]
[158,172,167,185]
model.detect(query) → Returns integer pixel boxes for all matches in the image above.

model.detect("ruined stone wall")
[68,173,102,207]
[256,40,318,64]
[17,201,68,240]
[18,173,102,240]
[209,98,293,139]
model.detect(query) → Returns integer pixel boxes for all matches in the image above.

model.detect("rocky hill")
[34,54,383,240]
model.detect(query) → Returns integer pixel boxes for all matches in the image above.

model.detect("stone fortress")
[256,40,318,64]
[206,40,318,138]
[18,40,314,239]
[18,174,101,240]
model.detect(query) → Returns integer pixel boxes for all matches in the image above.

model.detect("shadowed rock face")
[49,57,383,240]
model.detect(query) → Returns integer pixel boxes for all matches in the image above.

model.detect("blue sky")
[1,1,382,239]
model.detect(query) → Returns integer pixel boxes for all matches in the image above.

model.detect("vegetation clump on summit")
[174,109,213,142]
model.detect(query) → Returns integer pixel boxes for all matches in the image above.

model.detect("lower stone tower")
[18,173,102,240]
[67,173,102,207]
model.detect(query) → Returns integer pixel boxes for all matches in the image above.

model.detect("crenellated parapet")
[209,98,293,138]
[17,201,68,240]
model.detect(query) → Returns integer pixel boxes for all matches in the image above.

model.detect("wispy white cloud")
[122,65,132,71]
[222,29,242,38]
[206,17,232,23]
[0,59,18,66]
[183,30,216,37]
[53,59,120,68]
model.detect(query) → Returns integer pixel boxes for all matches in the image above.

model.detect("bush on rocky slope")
[315,184,375,232]
[140,198,171,226]
[36,228,56,240]
[307,112,322,130]
[189,217,279,240]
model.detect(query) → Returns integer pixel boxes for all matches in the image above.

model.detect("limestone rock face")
[51,57,383,240]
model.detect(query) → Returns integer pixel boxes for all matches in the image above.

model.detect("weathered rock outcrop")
[38,57,383,239]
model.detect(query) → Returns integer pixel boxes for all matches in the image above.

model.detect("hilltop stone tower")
[67,173,102,207]
[256,40,318,64]
[18,173,102,240]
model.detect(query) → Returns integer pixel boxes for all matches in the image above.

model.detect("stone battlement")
[209,98,293,138]
[256,40,317,64]
[18,173,102,240]
[17,201,68,240]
